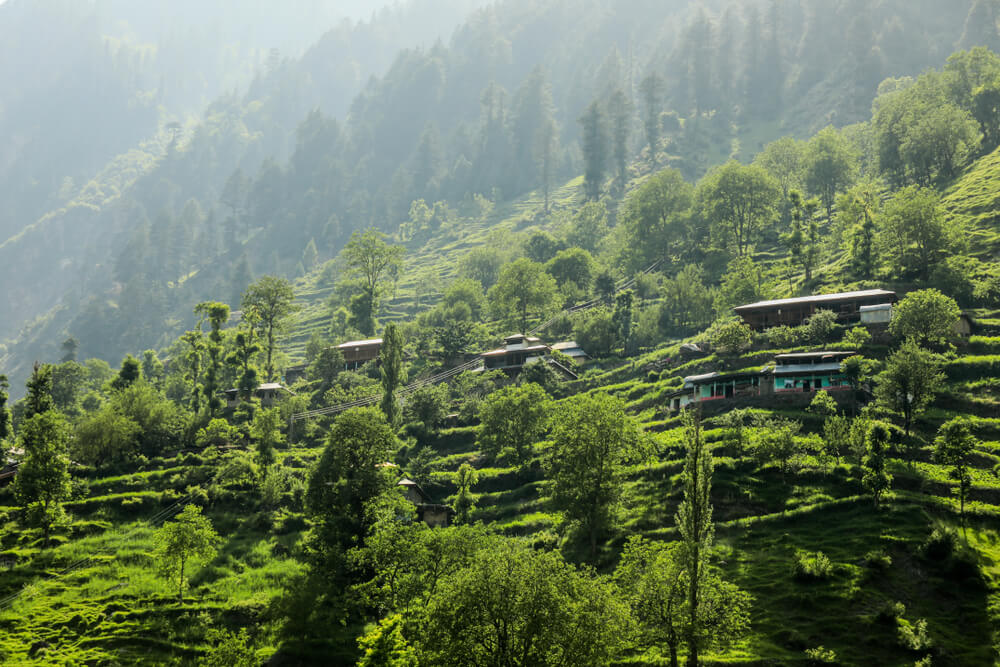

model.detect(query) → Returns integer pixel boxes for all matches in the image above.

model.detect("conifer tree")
[639,72,665,160]
[607,89,633,191]
[862,422,892,508]
[580,100,609,200]
[0,374,11,450]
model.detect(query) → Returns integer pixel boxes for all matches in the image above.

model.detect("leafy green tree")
[843,326,872,348]
[141,350,164,387]
[306,407,397,553]
[74,406,141,468]
[676,410,713,667]
[524,230,565,264]
[900,103,980,186]
[251,408,284,478]
[226,331,260,401]
[379,323,405,426]
[838,181,881,280]
[698,161,780,256]
[14,411,72,540]
[716,408,751,461]
[659,264,714,336]
[754,136,804,203]
[713,256,774,314]
[459,246,505,290]
[487,258,559,333]
[340,230,404,337]
[180,329,205,413]
[309,345,344,388]
[242,275,298,380]
[615,537,752,667]
[580,99,610,200]
[614,290,636,356]
[420,541,629,667]
[0,374,10,447]
[24,362,54,420]
[753,416,804,475]
[114,380,187,457]
[356,614,418,667]
[878,186,957,281]
[784,191,821,282]
[453,464,478,525]
[889,289,961,347]
[545,247,596,291]
[195,301,230,417]
[619,168,694,270]
[822,414,852,465]
[548,393,646,557]
[862,422,892,508]
[573,307,618,358]
[875,339,945,436]
[933,417,977,535]
[707,317,753,355]
[803,126,858,224]
[804,309,838,344]
[566,201,610,253]
[154,504,221,601]
[476,383,551,465]
[808,390,838,417]
[402,383,448,431]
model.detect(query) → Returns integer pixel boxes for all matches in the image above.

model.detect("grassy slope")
[5,160,1000,664]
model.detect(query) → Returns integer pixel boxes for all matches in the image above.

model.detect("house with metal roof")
[734,289,897,330]
[222,382,295,408]
[772,351,855,393]
[337,337,383,370]
[398,478,454,527]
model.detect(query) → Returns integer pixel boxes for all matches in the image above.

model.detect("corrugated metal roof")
[774,351,855,360]
[734,289,896,312]
[337,338,383,348]
[773,362,844,375]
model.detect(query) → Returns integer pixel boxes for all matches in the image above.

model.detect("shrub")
[842,326,871,348]
[897,617,932,651]
[922,525,956,561]
[804,646,837,664]
[793,550,833,580]
[766,325,801,348]
[875,601,907,625]
[863,549,892,571]
[708,317,753,354]
[804,309,838,343]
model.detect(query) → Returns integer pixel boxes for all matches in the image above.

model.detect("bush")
[863,549,892,571]
[708,317,753,354]
[897,617,932,651]
[922,525,956,561]
[804,646,837,664]
[793,550,834,580]
[875,601,906,625]
[804,309,838,343]
[842,326,871,348]
[766,325,801,348]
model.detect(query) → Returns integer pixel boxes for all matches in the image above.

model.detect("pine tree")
[580,100,609,200]
[607,89,633,192]
[0,374,11,446]
[638,72,665,160]
[862,422,892,508]
[379,323,405,426]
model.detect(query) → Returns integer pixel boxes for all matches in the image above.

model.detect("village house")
[772,351,855,393]
[667,350,857,411]
[479,334,585,377]
[337,337,383,370]
[734,289,897,330]
[397,478,454,527]
[222,382,295,409]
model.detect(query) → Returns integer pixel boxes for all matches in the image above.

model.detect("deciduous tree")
[875,339,945,436]
[14,411,72,540]
[889,289,961,348]
[476,383,550,465]
[242,275,298,380]
[547,392,647,558]
[379,323,405,426]
[487,258,559,333]
[154,504,221,601]
[933,417,977,535]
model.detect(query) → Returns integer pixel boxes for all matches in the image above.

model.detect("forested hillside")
[3,0,1000,665]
